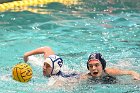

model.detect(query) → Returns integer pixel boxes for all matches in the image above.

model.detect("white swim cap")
[44,55,63,75]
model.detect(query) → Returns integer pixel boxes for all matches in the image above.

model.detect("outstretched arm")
[24,46,55,62]
[106,68,140,80]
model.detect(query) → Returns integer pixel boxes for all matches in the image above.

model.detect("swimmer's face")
[88,59,103,77]
[43,62,52,77]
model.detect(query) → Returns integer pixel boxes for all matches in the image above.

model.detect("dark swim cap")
[87,53,106,70]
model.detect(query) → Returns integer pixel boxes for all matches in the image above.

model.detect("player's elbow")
[41,46,52,52]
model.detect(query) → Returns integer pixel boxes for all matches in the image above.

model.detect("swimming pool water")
[0,0,140,93]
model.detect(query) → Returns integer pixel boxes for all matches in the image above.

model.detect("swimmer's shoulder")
[79,73,91,80]
[105,68,122,75]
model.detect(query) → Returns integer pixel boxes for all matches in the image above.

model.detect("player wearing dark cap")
[80,53,140,84]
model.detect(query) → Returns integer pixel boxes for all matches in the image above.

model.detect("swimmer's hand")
[24,53,29,63]
[131,71,140,80]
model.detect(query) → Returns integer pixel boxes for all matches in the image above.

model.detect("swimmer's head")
[87,53,106,70]
[43,55,63,76]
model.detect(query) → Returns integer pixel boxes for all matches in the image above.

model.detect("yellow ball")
[12,63,33,82]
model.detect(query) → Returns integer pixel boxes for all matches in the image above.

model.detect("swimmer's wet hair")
[87,53,106,70]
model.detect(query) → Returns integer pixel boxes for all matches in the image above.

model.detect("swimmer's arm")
[79,73,89,80]
[24,46,55,62]
[106,68,140,80]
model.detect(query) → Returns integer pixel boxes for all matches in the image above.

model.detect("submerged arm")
[106,68,140,80]
[24,46,55,62]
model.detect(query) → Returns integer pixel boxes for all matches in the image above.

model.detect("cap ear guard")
[44,55,63,76]
[50,57,63,75]
[87,62,89,70]
[100,58,106,70]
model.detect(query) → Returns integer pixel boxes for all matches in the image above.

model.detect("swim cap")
[87,53,106,70]
[44,55,63,75]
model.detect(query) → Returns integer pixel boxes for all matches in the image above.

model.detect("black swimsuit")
[100,74,117,84]
[88,71,118,84]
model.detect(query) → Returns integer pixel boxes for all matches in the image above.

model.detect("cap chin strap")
[48,57,54,75]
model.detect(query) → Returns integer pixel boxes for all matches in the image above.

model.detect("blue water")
[0,0,140,93]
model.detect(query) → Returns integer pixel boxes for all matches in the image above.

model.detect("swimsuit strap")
[55,71,78,78]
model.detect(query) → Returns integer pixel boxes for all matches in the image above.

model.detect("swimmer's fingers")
[131,71,140,80]
[133,75,140,80]
[133,77,140,80]
[23,55,28,62]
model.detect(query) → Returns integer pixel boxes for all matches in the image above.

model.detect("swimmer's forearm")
[24,46,53,56]
[23,47,46,62]
[117,70,134,75]
[23,46,55,62]
[106,68,140,80]
[119,70,139,76]
[106,68,138,76]
[23,47,48,62]
[24,47,45,56]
